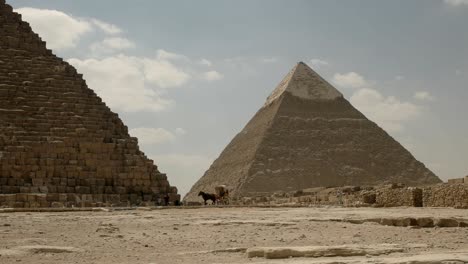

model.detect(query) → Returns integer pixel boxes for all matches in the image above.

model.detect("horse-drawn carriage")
[214,185,229,205]
[198,185,230,205]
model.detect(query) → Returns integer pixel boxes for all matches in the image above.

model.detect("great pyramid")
[185,62,441,202]
[0,1,179,207]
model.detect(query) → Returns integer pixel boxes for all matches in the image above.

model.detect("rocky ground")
[1,206,468,263]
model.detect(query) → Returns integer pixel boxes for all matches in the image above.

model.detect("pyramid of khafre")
[0,1,179,207]
[184,62,441,202]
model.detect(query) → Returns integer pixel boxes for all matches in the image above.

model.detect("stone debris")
[0,1,179,208]
[197,220,296,226]
[246,244,405,259]
[95,223,119,234]
[238,252,468,264]
[342,217,468,228]
[185,62,440,203]
[0,245,81,256]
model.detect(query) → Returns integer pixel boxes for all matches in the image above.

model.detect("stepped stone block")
[185,62,440,203]
[0,1,179,207]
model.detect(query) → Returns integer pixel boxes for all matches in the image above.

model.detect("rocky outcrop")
[185,62,440,203]
[0,1,179,207]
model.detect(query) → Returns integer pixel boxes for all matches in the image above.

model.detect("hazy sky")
[8,0,468,195]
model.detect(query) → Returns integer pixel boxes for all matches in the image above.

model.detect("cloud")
[68,49,222,112]
[395,75,405,81]
[202,70,224,81]
[414,91,436,102]
[332,70,428,133]
[129,127,176,145]
[19,7,221,112]
[15,8,124,52]
[156,49,188,61]
[150,154,214,196]
[350,88,423,133]
[260,57,278,63]
[175,128,187,135]
[309,59,329,68]
[332,72,368,89]
[15,7,92,51]
[142,59,191,89]
[90,37,135,55]
[68,54,178,112]
[199,59,212,67]
[90,19,122,35]
[444,0,468,6]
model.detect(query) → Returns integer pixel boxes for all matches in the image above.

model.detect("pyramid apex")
[264,62,343,106]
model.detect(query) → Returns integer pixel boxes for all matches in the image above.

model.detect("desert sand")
[1,207,468,263]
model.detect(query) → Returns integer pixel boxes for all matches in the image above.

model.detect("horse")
[198,191,217,205]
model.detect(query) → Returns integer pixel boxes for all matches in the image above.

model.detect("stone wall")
[0,1,180,208]
[423,184,468,208]
[231,184,468,209]
[448,178,464,184]
[375,186,422,207]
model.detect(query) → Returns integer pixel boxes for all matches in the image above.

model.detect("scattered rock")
[0,245,81,256]
[96,223,119,234]
[434,218,459,228]
[246,244,405,259]
[415,217,434,228]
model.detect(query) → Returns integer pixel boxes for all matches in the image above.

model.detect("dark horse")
[198,191,217,205]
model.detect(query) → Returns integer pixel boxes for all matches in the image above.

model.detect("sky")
[7,0,468,196]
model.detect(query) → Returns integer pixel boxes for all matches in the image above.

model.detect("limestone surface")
[0,0,179,207]
[1,207,468,263]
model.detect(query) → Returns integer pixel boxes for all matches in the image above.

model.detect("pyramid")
[0,1,179,207]
[184,62,441,202]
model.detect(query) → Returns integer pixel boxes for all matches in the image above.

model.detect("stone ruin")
[0,0,179,208]
[237,182,468,209]
[184,62,441,203]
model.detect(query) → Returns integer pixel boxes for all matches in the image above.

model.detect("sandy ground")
[1,206,468,263]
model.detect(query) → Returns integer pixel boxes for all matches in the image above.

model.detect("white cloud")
[456,69,462,75]
[142,58,191,88]
[18,7,221,112]
[68,50,226,112]
[332,72,368,89]
[444,0,468,6]
[151,154,214,196]
[199,59,212,67]
[261,57,278,63]
[202,70,224,81]
[15,7,92,51]
[309,59,329,68]
[175,128,187,135]
[350,88,423,133]
[414,91,436,102]
[68,55,177,112]
[156,49,188,61]
[129,127,176,145]
[90,19,122,35]
[15,8,124,52]
[90,37,135,55]
[333,70,426,133]
[395,75,405,81]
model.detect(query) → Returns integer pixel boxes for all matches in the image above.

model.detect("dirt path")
[1,207,468,263]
